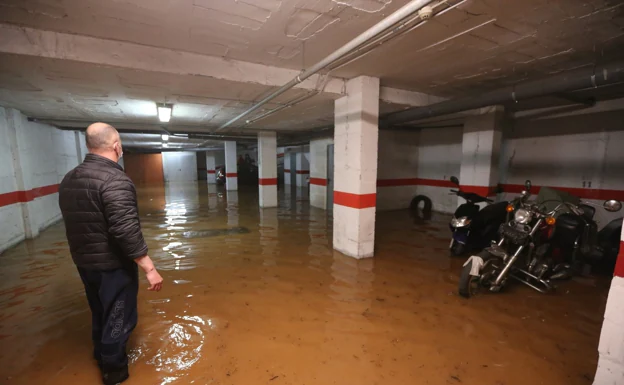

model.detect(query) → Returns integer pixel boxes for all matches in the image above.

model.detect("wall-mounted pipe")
[382,60,624,126]
[216,0,436,131]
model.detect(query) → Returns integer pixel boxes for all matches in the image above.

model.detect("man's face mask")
[115,142,124,162]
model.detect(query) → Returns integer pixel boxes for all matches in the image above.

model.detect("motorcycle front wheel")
[458,257,498,298]
[458,260,480,298]
[450,241,466,256]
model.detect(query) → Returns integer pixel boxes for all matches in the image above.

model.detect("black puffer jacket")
[59,154,148,270]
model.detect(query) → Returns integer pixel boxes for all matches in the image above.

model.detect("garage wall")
[162,151,198,183]
[375,110,624,220]
[499,111,624,227]
[0,106,83,252]
[376,127,462,213]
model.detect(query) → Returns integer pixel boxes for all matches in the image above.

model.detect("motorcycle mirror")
[524,180,532,192]
[603,200,622,212]
[450,176,460,186]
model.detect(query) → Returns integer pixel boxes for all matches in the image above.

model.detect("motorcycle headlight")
[514,208,532,224]
[451,216,471,228]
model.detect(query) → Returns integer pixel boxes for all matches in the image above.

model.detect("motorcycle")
[458,180,622,298]
[448,176,508,256]
[545,191,622,274]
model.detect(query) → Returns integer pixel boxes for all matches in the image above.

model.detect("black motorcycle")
[448,176,508,256]
[458,181,622,298]
[545,195,622,274]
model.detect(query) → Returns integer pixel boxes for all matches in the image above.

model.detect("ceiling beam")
[0,24,346,95]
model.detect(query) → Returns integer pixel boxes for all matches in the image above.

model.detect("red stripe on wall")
[0,184,60,208]
[207,170,216,174]
[226,173,238,178]
[377,178,624,201]
[334,191,376,209]
[377,178,455,188]
[259,178,278,186]
[461,185,498,197]
[277,153,284,158]
[296,170,310,174]
[284,169,291,173]
[615,241,624,278]
[310,178,327,186]
[500,184,624,201]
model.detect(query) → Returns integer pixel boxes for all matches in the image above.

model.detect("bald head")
[86,122,119,150]
[85,122,123,162]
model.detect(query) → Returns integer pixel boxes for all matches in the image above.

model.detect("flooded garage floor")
[0,183,611,385]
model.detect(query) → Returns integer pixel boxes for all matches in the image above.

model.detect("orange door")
[124,153,165,185]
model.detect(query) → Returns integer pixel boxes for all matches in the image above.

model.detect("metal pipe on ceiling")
[216,0,436,131]
[382,60,624,126]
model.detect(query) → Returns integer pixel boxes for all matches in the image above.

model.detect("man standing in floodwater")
[58,122,164,385]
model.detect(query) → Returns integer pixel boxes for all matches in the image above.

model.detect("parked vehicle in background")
[216,165,226,185]
[448,176,508,256]
[458,180,622,298]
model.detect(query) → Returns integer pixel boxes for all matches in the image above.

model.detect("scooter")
[448,176,508,256]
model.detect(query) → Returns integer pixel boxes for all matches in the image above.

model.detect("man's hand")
[134,254,164,292]
[146,269,163,292]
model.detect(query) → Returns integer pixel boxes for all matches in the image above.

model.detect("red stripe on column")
[226,173,238,177]
[0,184,60,208]
[259,178,278,185]
[334,191,376,209]
[310,178,327,186]
[296,170,310,174]
[207,170,216,174]
[284,169,291,172]
[614,241,624,278]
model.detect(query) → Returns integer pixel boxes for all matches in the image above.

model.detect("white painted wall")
[310,138,333,209]
[376,127,462,213]
[375,110,624,219]
[162,151,198,183]
[500,111,624,228]
[0,107,84,252]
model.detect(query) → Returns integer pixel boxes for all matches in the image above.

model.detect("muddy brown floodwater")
[0,183,611,385]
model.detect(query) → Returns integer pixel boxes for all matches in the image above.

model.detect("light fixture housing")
[161,134,169,141]
[157,104,173,123]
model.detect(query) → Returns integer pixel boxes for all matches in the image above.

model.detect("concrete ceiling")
[0,0,623,140]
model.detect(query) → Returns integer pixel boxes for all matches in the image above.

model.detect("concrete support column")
[284,152,291,185]
[332,76,380,259]
[258,132,278,208]
[224,141,238,191]
[458,106,505,198]
[296,147,309,187]
[310,138,332,209]
[594,227,624,384]
[206,153,216,184]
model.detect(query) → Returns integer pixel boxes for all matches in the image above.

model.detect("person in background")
[58,122,163,385]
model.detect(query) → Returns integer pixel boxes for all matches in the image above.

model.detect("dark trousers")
[78,264,139,372]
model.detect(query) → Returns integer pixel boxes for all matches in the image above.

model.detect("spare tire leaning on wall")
[410,195,432,220]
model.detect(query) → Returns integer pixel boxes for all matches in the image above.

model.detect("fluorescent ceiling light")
[163,142,169,148]
[161,134,169,141]
[157,104,173,123]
